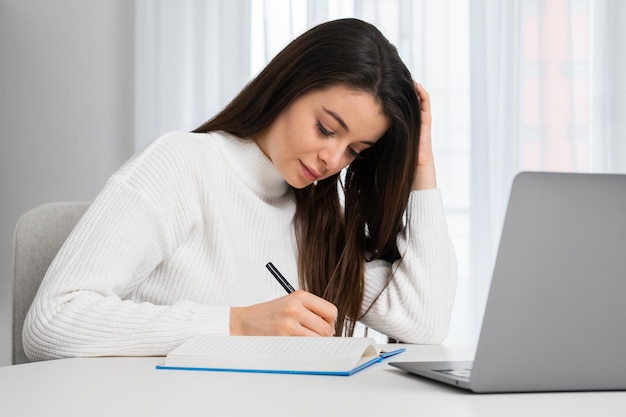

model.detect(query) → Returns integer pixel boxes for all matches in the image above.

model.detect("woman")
[23,18,457,360]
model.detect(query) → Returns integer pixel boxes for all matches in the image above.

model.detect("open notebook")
[157,335,405,376]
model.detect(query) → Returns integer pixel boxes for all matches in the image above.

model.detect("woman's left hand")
[412,82,438,191]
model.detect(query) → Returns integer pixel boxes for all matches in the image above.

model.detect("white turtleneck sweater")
[23,131,457,361]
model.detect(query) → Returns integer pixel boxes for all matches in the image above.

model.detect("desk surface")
[1,344,625,416]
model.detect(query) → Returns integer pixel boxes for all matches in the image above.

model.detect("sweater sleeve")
[23,138,230,361]
[358,189,458,344]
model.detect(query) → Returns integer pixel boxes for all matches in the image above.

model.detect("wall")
[0,0,134,365]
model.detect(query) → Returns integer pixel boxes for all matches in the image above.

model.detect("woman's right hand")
[229,290,338,337]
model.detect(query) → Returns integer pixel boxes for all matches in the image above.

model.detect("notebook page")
[165,336,380,372]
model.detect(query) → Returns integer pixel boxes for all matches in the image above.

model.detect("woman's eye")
[316,121,334,137]
[348,147,365,160]
[316,120,365,160]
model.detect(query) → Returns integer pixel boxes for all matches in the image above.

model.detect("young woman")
[23,18,457,360]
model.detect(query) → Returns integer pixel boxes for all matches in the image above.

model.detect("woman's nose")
[319,145,346,172]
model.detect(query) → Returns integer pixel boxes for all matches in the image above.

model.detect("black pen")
[266,262,295,294]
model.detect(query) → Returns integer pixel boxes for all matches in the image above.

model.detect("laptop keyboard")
[433,368,472,380]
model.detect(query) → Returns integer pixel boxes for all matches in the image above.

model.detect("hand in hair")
[412,82,438,191]
[229,290,338,337]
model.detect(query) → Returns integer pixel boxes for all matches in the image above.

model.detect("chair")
[12,202,90,364]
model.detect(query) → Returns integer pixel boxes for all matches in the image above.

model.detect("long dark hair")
[194,18,420,336]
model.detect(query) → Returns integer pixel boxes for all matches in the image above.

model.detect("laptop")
[390,171,626,393]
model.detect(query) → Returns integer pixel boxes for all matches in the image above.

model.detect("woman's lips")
[300,161,321,181]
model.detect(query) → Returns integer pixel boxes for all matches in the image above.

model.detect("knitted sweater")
[23,131,457,360]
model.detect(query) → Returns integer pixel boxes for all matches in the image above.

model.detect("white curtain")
[134,0,626,344]
[134,0,251,150]
[468,0,626,342]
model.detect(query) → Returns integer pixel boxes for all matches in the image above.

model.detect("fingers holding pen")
[298,290,338,335]
[230,290,338,337]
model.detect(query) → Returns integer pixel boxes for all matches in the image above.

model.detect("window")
[135,0,626,344]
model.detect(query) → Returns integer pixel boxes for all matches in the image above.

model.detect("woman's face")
[254,85,389,189]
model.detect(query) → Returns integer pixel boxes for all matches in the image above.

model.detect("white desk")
[1,345,624,416]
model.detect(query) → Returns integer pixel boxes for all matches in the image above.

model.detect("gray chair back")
[13,202,90,364]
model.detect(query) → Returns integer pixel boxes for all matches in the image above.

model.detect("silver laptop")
[390,171,626,393]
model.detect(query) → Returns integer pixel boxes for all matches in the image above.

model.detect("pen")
[266,262,295,294]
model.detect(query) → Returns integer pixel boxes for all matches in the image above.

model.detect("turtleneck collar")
[212,131,289,198]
